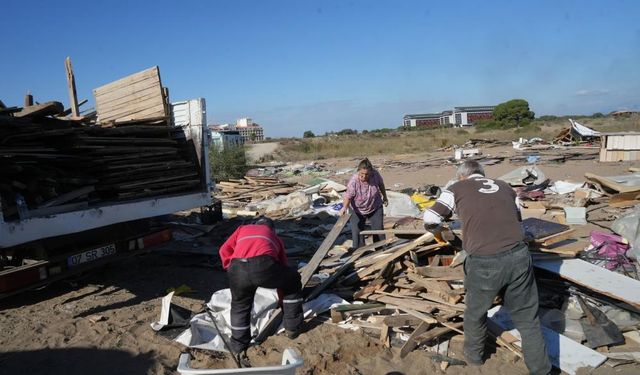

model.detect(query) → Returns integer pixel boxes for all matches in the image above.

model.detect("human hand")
[383,198,389,207]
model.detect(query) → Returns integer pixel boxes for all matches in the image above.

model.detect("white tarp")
[385,191,421,217]
[174,288,347,352]
[498,166,547,186]
[569,119,600,137]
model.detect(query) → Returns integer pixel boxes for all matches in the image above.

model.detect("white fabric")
[175,290,347,352]
[548,181,584,195]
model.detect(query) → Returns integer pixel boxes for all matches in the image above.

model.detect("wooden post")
[65,57,80,118]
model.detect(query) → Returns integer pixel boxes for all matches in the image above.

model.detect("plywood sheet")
[94,66,167,123]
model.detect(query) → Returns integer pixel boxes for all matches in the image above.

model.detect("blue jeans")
[463,243,552,375]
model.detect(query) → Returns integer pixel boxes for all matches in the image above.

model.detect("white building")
[210,130,243,150]
[235,118,264,142]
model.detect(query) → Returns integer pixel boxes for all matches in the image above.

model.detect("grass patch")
[272,115,639,161]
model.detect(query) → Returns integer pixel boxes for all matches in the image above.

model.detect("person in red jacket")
[219,216,303,355]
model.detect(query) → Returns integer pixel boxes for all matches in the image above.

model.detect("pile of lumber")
[0,114,201,221]
[216,176,301,205]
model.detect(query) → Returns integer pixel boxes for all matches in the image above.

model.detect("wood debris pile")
[0,111,201,221]
[216,176,302,205]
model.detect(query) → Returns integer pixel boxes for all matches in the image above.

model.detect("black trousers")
[227,255,303,353]
[463,243,551,375]
[350,206,384,249]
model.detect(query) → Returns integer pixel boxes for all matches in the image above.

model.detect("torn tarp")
[174,288,347,352]
[150,292,193,331]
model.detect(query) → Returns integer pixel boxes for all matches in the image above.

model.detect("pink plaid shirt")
[344,170,384,215]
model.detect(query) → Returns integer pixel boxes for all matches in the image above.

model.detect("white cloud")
[575,89,610,96]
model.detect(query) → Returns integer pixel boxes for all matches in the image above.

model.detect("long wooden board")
[487,305,606,375]
[534,258,640,309]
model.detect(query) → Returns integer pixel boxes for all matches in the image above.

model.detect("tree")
[303,130,315,138]
[493,99,535,128]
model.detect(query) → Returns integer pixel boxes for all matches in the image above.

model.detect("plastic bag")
[612,205,640,260]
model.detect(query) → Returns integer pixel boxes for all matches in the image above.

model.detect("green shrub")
[209,144,249,182]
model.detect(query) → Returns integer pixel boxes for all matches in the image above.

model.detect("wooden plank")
[382,314,423,327]
[535,229,575,247]
[415,322,464,346]
[366,294,443,314]
[306,238,390,301]
[534,258,640,309]
[14,101,64,118]
[65,57,80,118]
[39,186,94,208]
[94,66,166,123]
[93,66,159,95]
[400,321,431,358]
[488,305,606,375]
[406,273,462,304]
[360,229,427,236]
[355,232,436,280]
[299,213,351,286]
[415,266,464,280]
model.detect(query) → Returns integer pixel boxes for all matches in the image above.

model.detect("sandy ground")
[247,142,280,161]
[1,144,639,375]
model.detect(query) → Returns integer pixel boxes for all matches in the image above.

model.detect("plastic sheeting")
[385,191,421,218]
[175,288,347,352]
[499,166,547,186]
[569,119,600,137]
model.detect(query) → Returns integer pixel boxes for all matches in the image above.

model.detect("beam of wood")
[400,321,431,358]
[39,186,94,208]
[366,294,441,315]
[355,232,436,280]
[65,57,80,118]
[415,322,464,346]
[535,229,575,247]
[360,229,427,236]
[382,314,423,327]
[14,101,64,118]
[415,265,464,280]
[306,238,390,301]
[299,213,351,286]
[24,93,33,107]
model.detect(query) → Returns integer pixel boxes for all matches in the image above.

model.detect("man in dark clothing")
[219,217,303,356]
[423,160,551,375]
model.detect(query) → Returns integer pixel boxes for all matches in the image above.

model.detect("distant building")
[404,105,495,128]
[208,126,244,150]
[235,117,264,142]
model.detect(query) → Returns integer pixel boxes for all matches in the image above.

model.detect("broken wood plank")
[354,232,436,280]
[39,186,94,208]
[400,321,431,358]
[65,57,80,118]
[414,266,464,280]
[535,229,576,247]
[382,314,423,328]
[14,101,64,118]
[415,322,464,346]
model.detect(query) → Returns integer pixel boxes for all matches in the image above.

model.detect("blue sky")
[1,0,639,137]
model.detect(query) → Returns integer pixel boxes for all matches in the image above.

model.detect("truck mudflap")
[0,228,173,297]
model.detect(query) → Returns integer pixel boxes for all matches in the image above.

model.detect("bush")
[493,99,535,128]
[591,112,605,118]
[209,144,249,182]
[303,130,315,138]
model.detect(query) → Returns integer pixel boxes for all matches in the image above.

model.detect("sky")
[1,0,639,137]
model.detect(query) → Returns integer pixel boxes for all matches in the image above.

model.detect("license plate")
[67,244,116,267]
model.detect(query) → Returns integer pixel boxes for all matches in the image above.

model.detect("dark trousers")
[463,243,552,375]
[227,255,303,353]
[350,206,384,249]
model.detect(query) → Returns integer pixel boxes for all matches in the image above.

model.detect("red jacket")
[219,224,288,269]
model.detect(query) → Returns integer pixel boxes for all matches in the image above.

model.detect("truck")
[0,98,213,298]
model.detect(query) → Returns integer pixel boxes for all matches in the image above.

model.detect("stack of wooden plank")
[216,176,301,205]
[0,114,201,221]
